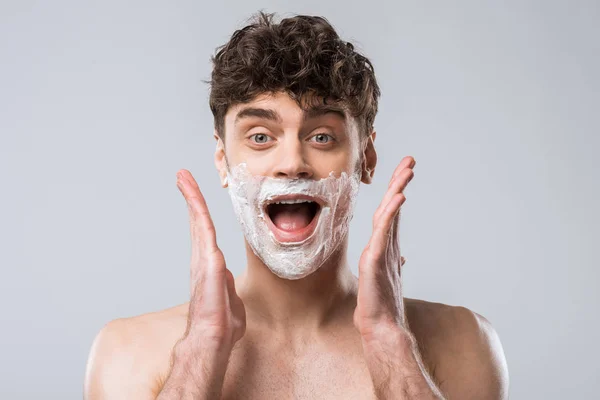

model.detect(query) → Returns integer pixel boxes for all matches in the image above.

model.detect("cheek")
[306,148,356,177]
[225,145,271,176]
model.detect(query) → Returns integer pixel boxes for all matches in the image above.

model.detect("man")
[84,12,509,399]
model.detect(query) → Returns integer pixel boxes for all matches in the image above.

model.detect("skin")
[84,92,509,399]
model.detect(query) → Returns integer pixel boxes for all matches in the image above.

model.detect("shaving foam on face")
[226,163,361,280]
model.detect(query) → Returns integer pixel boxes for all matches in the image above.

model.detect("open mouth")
[264,195,322,243]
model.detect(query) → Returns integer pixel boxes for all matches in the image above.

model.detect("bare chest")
[219,336,377,400]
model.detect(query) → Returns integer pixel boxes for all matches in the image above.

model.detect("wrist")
[360,322,415,353]
[159,339,233,397]
[360,327,443,400]
[174,334,234,356]
[173,338,233,375]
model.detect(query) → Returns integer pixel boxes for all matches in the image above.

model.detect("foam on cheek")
[226,163,361,280]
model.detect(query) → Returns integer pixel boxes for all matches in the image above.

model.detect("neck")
[235,237,358,335]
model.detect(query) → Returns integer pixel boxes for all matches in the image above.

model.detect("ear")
[361,131,377,184]
[214,130,228,188]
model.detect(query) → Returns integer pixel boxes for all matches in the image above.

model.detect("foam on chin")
[226,163,361,280]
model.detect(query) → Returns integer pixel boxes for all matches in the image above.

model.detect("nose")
[273,138,313,179]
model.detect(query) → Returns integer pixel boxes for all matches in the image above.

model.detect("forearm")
[362,327,445,400]
[156,341,232,400]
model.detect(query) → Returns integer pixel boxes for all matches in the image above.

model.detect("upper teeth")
[272,199,312,204]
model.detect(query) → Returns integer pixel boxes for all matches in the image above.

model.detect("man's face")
[218,91,364,181]
[213,91,376,279]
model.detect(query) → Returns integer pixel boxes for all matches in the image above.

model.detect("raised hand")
[175,169,246,352]
[353,156,415,341]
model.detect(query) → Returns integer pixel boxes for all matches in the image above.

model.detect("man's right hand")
[156,169,247,399]
[174,169,246,352]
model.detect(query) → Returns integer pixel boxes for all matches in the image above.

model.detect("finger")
[373,158,415,224]
[176,169,218,253]
[225,269,245,318]
[386,168,414,201]
[225,271,243,309]
[386,211,401,265]
[391,156,416,180]
[369,193,406,259]
[401,256,406,266]
[373,168,414,227]
[224,269,236,297]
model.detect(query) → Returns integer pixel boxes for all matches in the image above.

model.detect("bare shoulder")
[84,303,189,400]
[405,298,510,400]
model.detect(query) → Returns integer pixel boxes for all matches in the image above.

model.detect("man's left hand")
[353,155,415,341]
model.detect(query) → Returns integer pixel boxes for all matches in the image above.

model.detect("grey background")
[1,1,598,399]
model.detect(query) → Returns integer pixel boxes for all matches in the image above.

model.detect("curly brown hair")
[208,11,380,139]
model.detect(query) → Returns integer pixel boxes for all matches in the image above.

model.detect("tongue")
[270,204,313,232]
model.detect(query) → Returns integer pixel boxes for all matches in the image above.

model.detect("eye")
[250,133,271,144]
[310,133,334,144]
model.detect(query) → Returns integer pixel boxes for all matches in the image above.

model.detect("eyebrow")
[235,107,282,125]
[233,104,347,126]
[303,105,347,121]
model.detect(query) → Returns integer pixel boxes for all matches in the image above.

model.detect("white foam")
[226,163,361,280]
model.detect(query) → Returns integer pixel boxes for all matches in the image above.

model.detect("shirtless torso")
[85,281,505,399]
